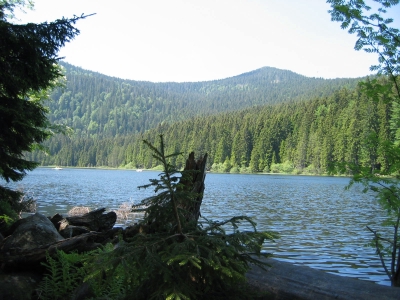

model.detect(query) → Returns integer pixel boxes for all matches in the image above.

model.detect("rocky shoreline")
[1,210,399,300]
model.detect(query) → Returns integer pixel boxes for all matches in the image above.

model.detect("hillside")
[25,62,382,170]
[29,79,392,173]
[47,62,363,138]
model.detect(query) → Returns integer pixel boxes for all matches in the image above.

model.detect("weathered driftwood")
[59,225,90,238]
[0,228,122,270]
[47,208,117,238]
[48,209,116,238]
[66,208,117,232]
[246,258,400,300]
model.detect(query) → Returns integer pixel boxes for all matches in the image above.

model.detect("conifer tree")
[0,1,88,221]
[84,135,276,299]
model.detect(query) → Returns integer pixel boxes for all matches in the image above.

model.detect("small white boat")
[54,166,63,170]
[136,169,143,172]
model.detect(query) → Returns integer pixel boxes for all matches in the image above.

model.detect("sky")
[12,0,400,83]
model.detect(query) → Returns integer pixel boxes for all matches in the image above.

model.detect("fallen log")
[66,208,117,232]
[0,228,122,270]
[246,258,400,300]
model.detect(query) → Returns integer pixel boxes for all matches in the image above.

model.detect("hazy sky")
[13,0,400,82]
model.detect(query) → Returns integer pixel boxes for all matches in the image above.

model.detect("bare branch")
[366,225,392,278]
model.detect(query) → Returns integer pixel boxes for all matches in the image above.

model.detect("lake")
[4,167,392,286]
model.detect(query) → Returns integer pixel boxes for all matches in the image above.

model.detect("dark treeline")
[27,77,393,175]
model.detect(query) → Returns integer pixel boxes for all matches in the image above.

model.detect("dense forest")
[27,78,392,174]
[45,62,361,137]
[25,63,393,175]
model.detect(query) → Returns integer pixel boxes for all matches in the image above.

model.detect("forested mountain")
[28,73,393,175]
[47,62,362,138]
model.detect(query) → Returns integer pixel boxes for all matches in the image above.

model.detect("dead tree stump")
[178,152,207,225]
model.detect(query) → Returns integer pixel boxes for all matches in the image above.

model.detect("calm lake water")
[4,167,393,286]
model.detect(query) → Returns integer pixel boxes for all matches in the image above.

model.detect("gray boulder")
[0,213,64,253]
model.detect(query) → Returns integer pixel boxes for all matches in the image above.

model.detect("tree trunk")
[125,152,208,237]
[178,152,208,225]
[0,228,122,270]
[393,254,400,287]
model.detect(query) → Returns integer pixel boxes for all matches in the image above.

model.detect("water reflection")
[4,168,392,286]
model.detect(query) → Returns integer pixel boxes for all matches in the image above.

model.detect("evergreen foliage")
[0,185,35,222]
[328,0,400,286]
[26,81,394,174]
[0,1,88,222]
[73,136,277,300]
[45,62,361,139]
[22,61,363,169]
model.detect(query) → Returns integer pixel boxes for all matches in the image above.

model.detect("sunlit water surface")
[4,168,393,286]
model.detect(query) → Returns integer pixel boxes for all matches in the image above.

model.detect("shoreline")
[247,258,399,300]
[39,165,350,177]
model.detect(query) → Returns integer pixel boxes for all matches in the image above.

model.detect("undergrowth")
[38,135,277,299]
[37,244,125,300]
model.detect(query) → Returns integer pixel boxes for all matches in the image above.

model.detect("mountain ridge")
[64,62,360,83]
[49,61,363,139]
[25,62,381,170]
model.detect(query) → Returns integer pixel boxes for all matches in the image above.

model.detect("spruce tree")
[0,1,88,221]
[83,135,276,299]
